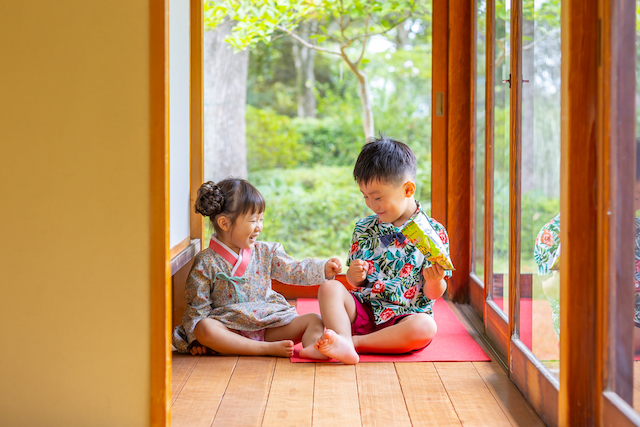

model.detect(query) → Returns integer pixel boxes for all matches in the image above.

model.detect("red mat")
[291,298,491,363]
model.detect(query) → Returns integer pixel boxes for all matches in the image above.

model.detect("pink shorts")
[350,294,431,353]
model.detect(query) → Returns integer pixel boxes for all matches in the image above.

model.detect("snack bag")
[401,212,455,270]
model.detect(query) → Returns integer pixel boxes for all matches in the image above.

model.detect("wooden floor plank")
[262,359,315,427]
[171,356,238,427]
[473,361,544,426]
[313,363,361,427]
[435,362,511,427]
[634,361,640,412]
[395,362,462,426]
[171,353,200,405]
[212,357,276,427]
[356,363,411,427]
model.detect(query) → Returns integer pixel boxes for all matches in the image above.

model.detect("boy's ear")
[404,181,416,197]
[216,215,230,232]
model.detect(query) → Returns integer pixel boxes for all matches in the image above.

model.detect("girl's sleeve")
[270,243,326,286]
[181,253,215,345]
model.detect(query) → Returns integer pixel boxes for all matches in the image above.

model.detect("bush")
[245,105,309,171]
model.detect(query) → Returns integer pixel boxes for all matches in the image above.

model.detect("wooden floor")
[170,302,545,427]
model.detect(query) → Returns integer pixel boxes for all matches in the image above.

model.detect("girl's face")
[358,179,417,227]
[218,211,264,254]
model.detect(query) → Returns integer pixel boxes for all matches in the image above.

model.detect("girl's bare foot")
[314,329,359,364]
[298,344,329,360]
[263,340,295,357]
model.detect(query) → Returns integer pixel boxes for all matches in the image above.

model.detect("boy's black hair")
[353,133,417,186]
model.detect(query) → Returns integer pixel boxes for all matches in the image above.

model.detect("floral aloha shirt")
[534,214,640,329]
[172,237,327,353]
[348,202,453,325]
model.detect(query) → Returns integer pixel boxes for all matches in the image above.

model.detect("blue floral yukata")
[534,214,640,334]
[172,237,327,353]
[347,202,453,325]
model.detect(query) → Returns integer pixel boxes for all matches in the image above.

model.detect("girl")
[172,179,342,359]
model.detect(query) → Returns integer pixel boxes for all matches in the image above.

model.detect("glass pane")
[220,7,435,262]
[633,0,640,411]
[519,0,561,377]
[492,0,511,313]
[474,0,487,281]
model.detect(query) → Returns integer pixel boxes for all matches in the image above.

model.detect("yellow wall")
[0,1,152,425]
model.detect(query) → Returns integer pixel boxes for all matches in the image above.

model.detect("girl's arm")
[270,243,327,285]
[422,263,447,300]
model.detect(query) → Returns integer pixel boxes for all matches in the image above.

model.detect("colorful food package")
[401,212,455,270]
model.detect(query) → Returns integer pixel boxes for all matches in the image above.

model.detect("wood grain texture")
[485,301,509,359]
[396,362,461,426]
[149,0,170,425]
[559,0,599,424]
[446,0,473,303]
[435,362,511,426]
[474,361,544,427]
[262,359,315,427]
[190,0,204,248]
[356,363,411,426]
[431,0,448,228]
[170,353,199,405]
[635,361,640,412]
[313,364,361,427]
[212,357,276,427]
[172,356,237,427]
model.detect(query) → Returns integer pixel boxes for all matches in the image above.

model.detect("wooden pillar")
[445,0,473,303]
[191,0,205,249]
[150,0,170,425]
[431,0,448,227]
[559,0,599,424]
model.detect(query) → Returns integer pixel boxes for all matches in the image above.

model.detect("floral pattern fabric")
[348,202,453,325]
[172,240,327,353]
[534,214,640,330]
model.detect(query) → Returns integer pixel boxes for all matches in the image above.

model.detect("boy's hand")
[347,259,368,285]
[325,257,342,279]
[422,263,445,283]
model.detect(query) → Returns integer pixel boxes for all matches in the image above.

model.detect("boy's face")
[358,179,417,227]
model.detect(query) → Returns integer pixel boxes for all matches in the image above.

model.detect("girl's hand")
[347,259,367,285]
[325,257,343,279]
[422,263,445,283]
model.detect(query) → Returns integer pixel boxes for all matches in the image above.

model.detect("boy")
[314,135,452,364]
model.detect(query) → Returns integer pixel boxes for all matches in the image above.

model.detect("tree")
[204,0,430,139]
[204,19,249,182]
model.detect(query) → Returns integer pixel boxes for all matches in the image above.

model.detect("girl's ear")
[404,181,416,198]
[216,215,230,232]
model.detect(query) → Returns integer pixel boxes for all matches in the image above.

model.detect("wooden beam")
[431,0,448,228]
[446,0,473,303]
[149,0,170,425]
[190,0,205,250]
[559,0,599,423]
[598,0,636,412]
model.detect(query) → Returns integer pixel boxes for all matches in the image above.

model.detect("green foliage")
[246,165,431,261]
[245,105,309,171]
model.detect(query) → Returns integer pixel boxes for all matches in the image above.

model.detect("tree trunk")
[204,20,249,182]
[356,70,375,139]
[292,21,317,118]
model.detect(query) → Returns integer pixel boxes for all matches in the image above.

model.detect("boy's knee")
[406,314,437,346]
[318,279,345,297]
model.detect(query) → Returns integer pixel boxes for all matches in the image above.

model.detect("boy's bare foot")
[264,340,295,357]
[314,329,359,365]
[298,344,329,360]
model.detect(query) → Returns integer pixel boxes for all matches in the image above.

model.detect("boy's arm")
[346,259,367,288]
[422,263,447,300]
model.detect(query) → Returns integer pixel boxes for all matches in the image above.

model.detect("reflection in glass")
[492,0,510,313]
[521,0,561,376]
[475,0,487,281]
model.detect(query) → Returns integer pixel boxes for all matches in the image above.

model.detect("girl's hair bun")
[194,181,224,217]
